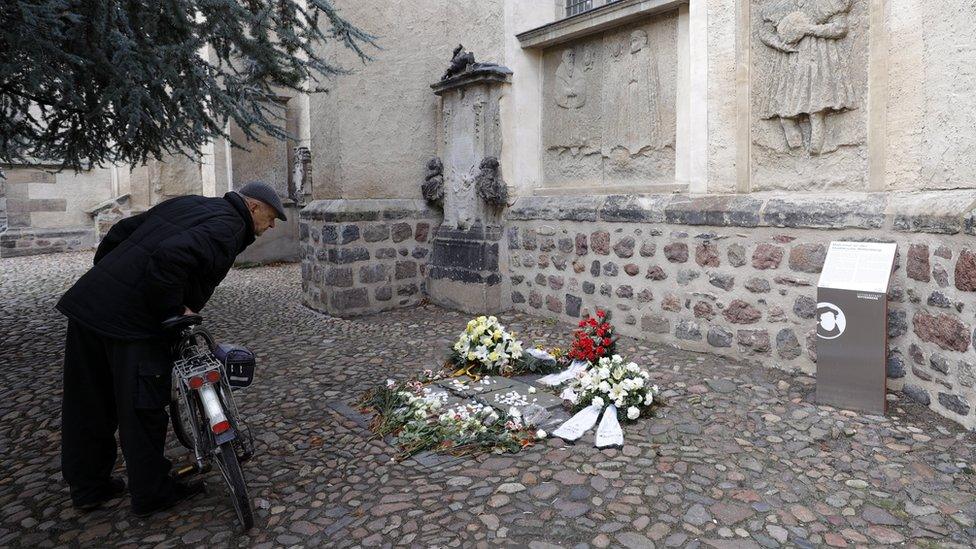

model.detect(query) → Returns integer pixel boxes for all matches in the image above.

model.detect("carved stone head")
[630,30,648,54]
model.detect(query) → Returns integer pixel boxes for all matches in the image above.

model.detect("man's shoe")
[73,477,126,511]
[132,480,207,519]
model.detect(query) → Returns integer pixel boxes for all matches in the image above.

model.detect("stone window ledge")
[517,0,686,50]
[507,190,976,235]
[300,199,440,223]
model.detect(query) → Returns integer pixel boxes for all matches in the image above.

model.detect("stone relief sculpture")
[291,146,311,204]
[475,156,507,209]
[549,46,594,152]
[541,14,679,188]
[442,44,476,80]
[421,157,444,206]
[757,0,857,155]
[451,162,479,229]
[601,29,666,156]
[440,44,510,82]
[554,48,587,109]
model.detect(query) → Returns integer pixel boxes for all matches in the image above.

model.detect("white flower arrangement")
[568,354,661,422]
[396,392,502,444]
[451,315,525,375]
[362,378,541,458]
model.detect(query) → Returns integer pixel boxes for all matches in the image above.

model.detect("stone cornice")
[430,66,513,96]
[300,199,441,222]
[507,191,976,235]
[517,0,687,50]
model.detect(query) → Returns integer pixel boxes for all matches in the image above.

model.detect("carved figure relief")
[291,146,311,204]
[541,12,678,188]
[550,45,595,152]
[421,157,444,206]
[554,48,587,109]
[757,0,857,155]
[451,161,479,229]
[601,29,666,156]
[475,156,507,209]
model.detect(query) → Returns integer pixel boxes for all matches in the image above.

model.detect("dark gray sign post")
[815,242,897,414]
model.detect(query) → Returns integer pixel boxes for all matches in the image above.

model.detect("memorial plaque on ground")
[816,241,897,414]
[435,375,517,397]
[474,378,565,413]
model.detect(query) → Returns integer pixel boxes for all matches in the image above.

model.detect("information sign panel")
[815,242,897,414]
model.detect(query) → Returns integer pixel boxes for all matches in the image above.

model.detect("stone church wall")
[296,0,976,429]
[0,166,111,258]
[505,192,976,429]
[885,0,976,192]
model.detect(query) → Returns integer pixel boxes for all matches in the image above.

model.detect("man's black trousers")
[61,319,177,509]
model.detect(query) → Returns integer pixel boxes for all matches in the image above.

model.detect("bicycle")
[163,313,256,530]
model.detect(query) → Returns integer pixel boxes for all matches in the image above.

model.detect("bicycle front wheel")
[216,441,254,530]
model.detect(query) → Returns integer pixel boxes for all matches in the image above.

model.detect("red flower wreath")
[567,310,617,363]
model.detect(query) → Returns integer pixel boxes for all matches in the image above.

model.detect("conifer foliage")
[0,1,376,171]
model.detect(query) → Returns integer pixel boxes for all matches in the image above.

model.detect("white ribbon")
[595,405,624,448]
[552,403,601,442]
[537,360,588,386]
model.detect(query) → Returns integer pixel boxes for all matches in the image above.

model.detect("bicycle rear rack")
[174,349,255,463]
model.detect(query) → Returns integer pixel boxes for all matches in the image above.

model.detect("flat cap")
[238,181,287,221]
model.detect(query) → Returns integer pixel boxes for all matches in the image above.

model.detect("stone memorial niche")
[427,46,512,313]
[751,0,868,190]
[541,13,678,191]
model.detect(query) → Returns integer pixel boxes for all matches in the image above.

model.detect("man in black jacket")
[56,181,286,517]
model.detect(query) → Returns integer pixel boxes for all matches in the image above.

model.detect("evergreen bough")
[0,0,377,172]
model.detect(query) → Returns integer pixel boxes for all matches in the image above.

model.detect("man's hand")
[183,307,196,316]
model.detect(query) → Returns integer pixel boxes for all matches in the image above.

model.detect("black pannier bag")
[213,343,256,388]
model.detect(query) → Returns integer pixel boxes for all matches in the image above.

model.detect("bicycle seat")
[161,313,204,332]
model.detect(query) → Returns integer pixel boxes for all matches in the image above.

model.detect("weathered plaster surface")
[886,0,976,192]
[309,0,506,201]
[705,0,738,194]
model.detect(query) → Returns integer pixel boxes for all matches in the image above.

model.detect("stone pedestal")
[299,199,440,317]
[427,222,503,313]
[427,65,512,314]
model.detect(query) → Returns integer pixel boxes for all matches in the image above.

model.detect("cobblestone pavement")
[2,251,975,548]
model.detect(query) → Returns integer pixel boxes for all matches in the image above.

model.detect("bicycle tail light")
[188,376,204,390]
[198,384,231,436]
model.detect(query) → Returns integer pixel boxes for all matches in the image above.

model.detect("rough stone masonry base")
[0,227,94,258]
[505,192,976,430]
[300,199,441,316]
[300,191,976,430]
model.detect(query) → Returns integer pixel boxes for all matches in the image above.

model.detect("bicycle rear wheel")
[216,441,254,530]
[169,395,195,450]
